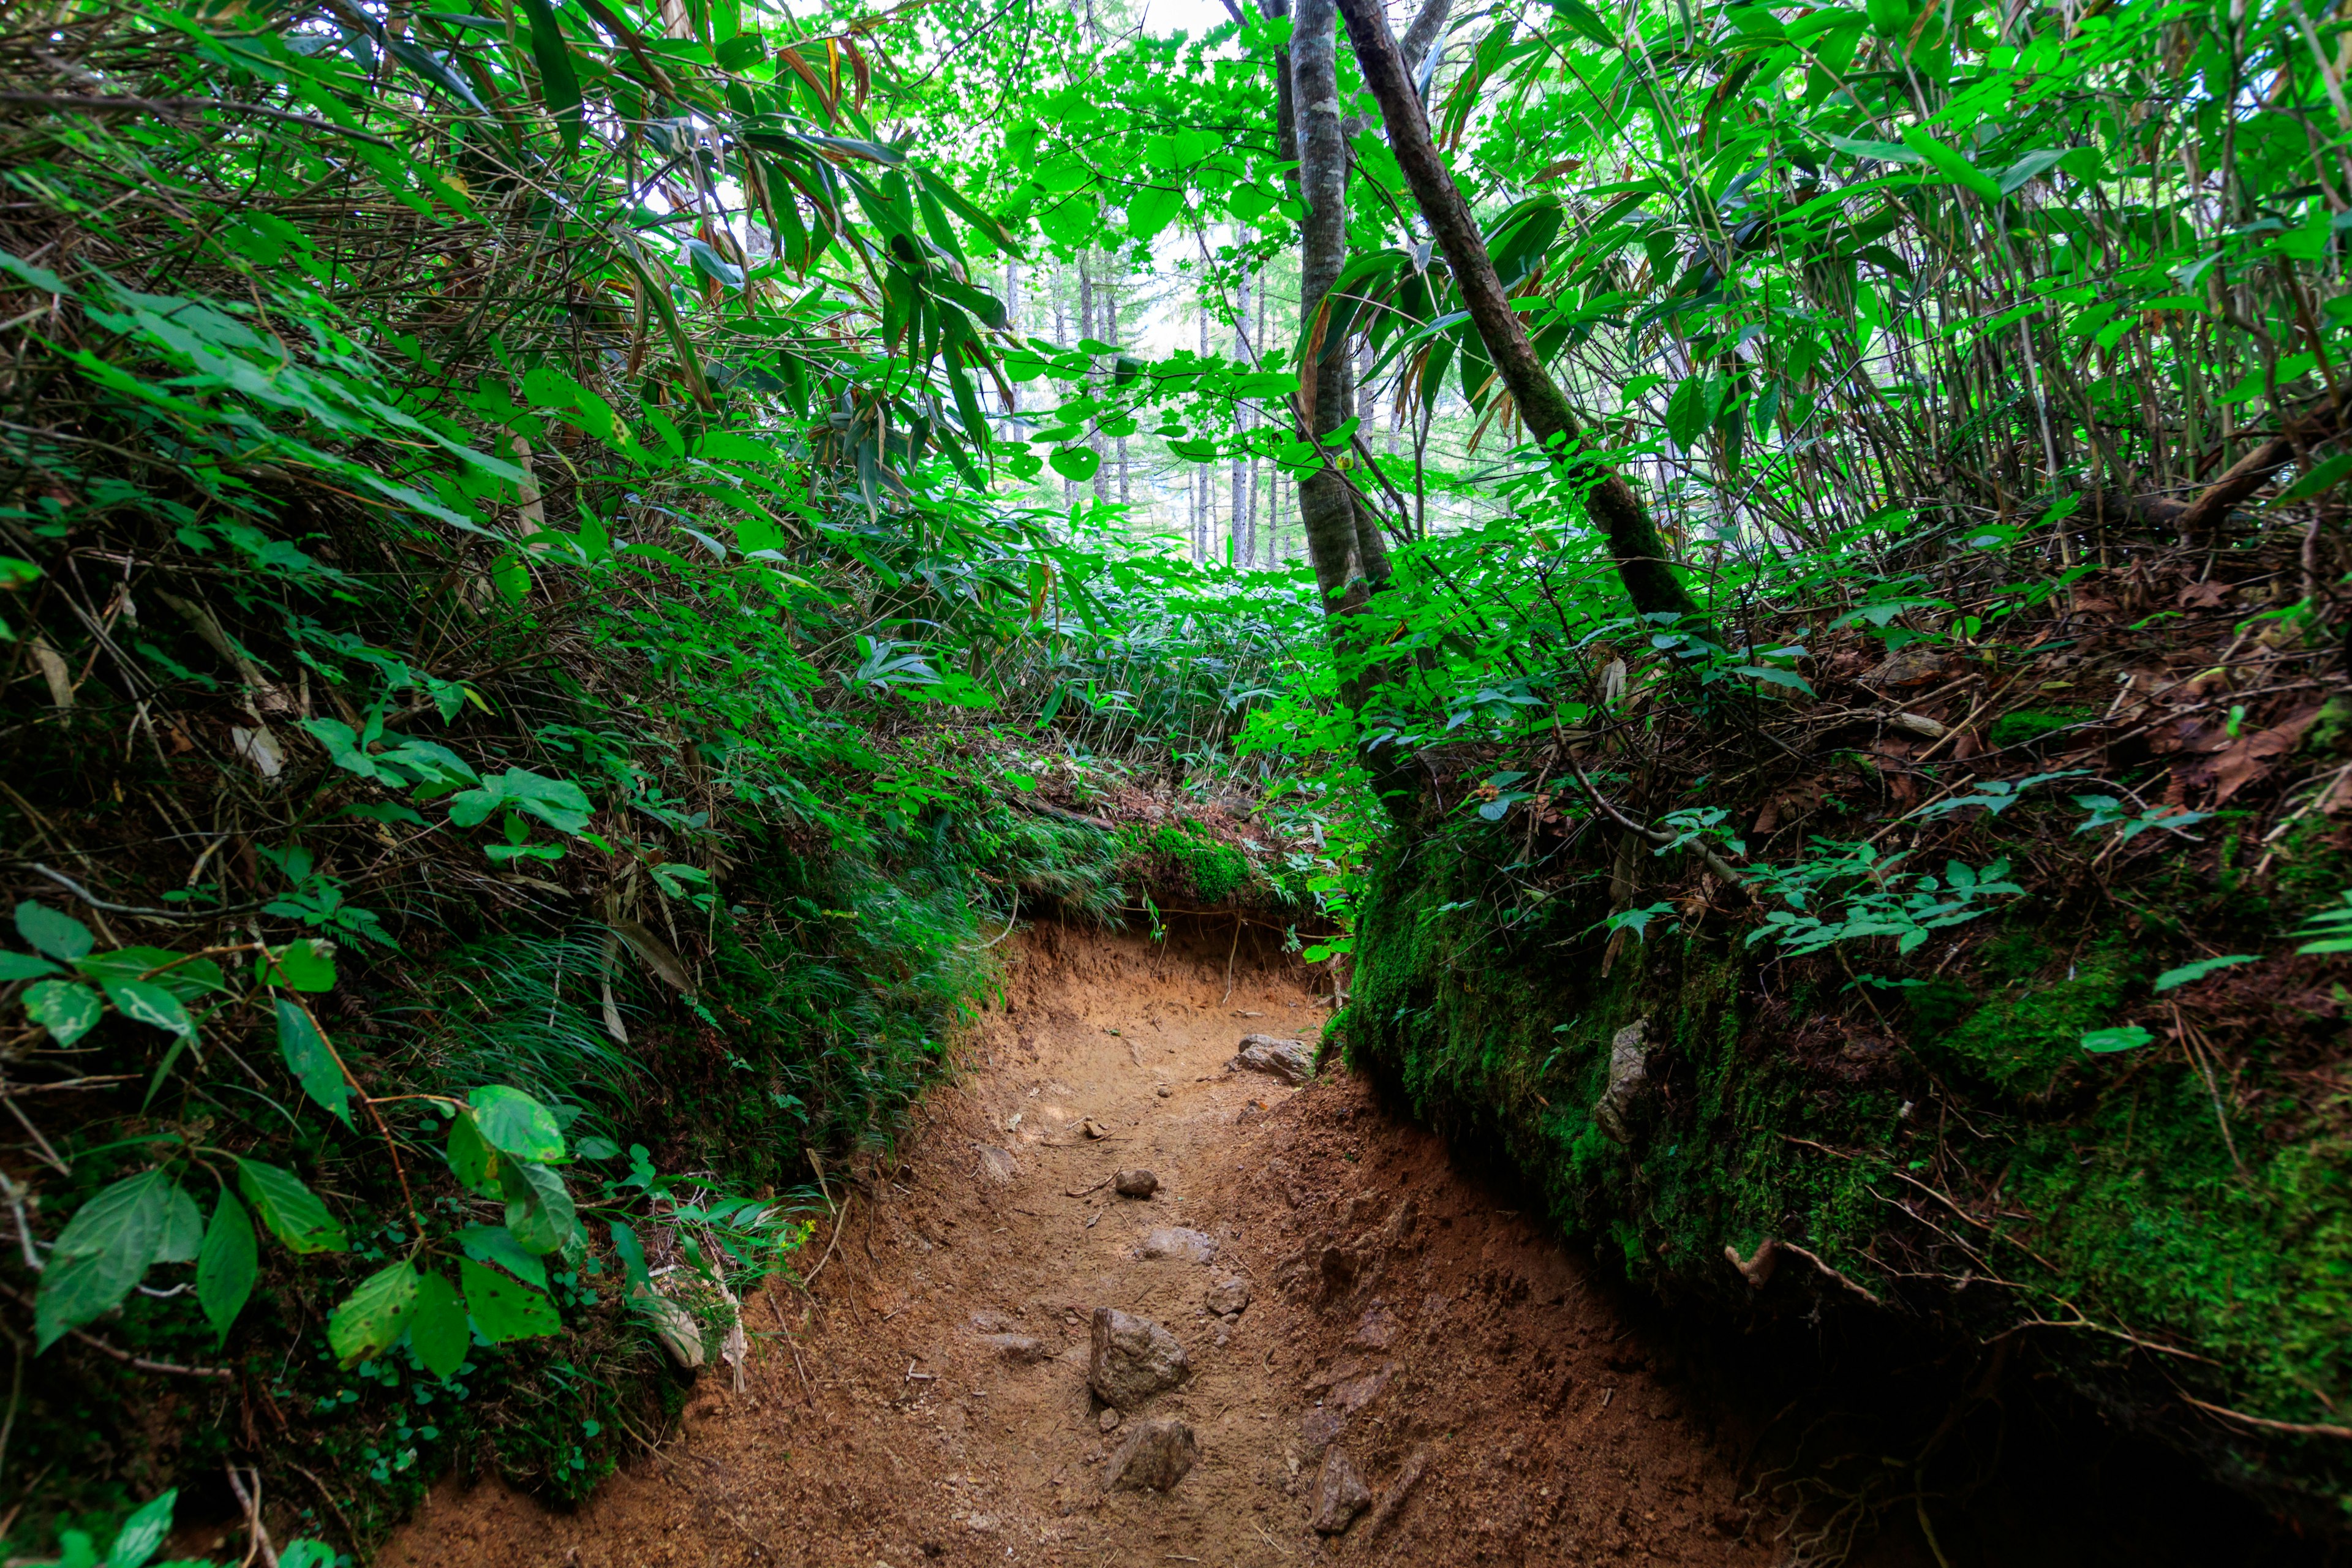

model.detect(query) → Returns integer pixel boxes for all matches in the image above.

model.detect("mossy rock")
[1340,826,2352,1533]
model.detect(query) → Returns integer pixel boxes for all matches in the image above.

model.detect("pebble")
[1099,1407,1122,1433]
[1231,1035,1314,1085]
[1311,1446,1373,1533]
[1103,1417,1199,1492]
[1115,1169,1159,1197]
[1088,1307,1191,1409]
[1205,1273,1250,1316]
[1155,1084,1172,1098]
[1136,1226,1218,1264]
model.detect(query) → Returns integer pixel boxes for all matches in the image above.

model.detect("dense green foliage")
[3,0,2351,1550]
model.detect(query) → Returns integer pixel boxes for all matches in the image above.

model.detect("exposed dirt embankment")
[377,924,1781,1566]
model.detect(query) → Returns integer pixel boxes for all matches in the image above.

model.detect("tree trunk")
[1233,258,1252,565]
[1294,0,1387,616]
[1333,0,1707,631]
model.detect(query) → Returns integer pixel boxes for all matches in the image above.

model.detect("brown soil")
[376,924,1784,1567]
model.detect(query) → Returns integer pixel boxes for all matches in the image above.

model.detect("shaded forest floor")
[367,925,2330,1568]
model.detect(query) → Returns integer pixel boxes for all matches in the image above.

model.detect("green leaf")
[447,1109,505,1197]
[261,938,338,992]
[499,1159,579,1256]
[458,1221,548,1290]
[518,0,584,153]
[1048,445,1101,481]
[458,1256,562,1341]
[687,239,745,290]
[197,1192,258,1345]
[408,1269,471,1378]
[23,979,101,1045]
[468,1085,566,1159]
[1548,0,1618,45]
[2081,1025,2154,1054]
[235,1158,349,1254]
[328,1261,420,1367]
[154,1184,203,1264]
[15,900,92,962]
[37,1170,169,1349]
[0,247,67,296]
[104,979,192,1038]
[0,951,59,981]
[609,1219,652,1289]
[1664,375,1716,448]
[1899,127,2002,202]
[276,998,353,1126]
[2154,954,2260,992]
[106,1489,176,1568]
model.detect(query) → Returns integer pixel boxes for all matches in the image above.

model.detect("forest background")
[1,0,2350,1555]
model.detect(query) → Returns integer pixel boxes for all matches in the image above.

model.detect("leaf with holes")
[458,1256,561,1341]
[328,1260,420,1366]
[409,1268,472,1378]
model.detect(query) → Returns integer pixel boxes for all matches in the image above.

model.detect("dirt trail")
[380,926,1779,1567]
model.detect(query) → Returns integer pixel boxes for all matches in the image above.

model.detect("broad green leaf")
[447,1109,505,1197]
[458,1221,548,1289]
[277,998,354,1126]
[197,1192,258,1344]
[37,1169,169,1349]
[1048,445,1101,482]
[499,1159,580,1256]
[687,239,744,290]
[261,938,338,992]
[106,1489,176,1568]
[235,1158,348,1253]
[409,1269,471,1378]
[24,979,101,1045]
[2154,954,2260,992]
[78,948,227,997]
[468,1085,566,1159]
[1664,375,1714,448]
[15,900,92,961]
[2081,1026,2154,1054]
[1125,183,1184,241]
[327,1260,420,1366]
[103,979,193,1038]
[0,951,59,980]
[458,1256,562,1341]
[155,1184,203,1264]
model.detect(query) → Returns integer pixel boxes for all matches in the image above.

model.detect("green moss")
[1341,823,2352,1528]
[1118,821,1260,907]
[1989,707,2091,748]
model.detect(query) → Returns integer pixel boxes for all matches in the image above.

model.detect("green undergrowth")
[1340,817,2352,1530]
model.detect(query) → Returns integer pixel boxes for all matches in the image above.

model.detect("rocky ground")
[376,922,1788,1567]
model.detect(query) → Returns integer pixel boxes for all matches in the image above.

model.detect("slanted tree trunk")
[1333,0,1708,631]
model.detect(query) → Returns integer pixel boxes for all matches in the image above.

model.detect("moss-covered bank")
[1340,821,2352,1532]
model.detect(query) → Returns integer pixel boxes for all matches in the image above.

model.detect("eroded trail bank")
[379,925,1776,1567]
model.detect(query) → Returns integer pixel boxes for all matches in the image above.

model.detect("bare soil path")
[379,925,1779,1567]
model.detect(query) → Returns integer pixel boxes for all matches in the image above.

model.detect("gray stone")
[1311,1446,1373,1533]
[1088,1308,1190,1409]
[1104,1417,1198,1492]
[1205,1273,1251,1316]
[1232,1035,1314,1084]
[1114,1169,1159,1198]
[1300,1404,1346,1459]
[976,1145,1018,1182]
[974,1333,1050,1363]
[1137,1226,1218,1264]
[1593,1019,1649,1144]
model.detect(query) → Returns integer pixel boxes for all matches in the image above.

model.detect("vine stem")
[280,994,426,1233]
